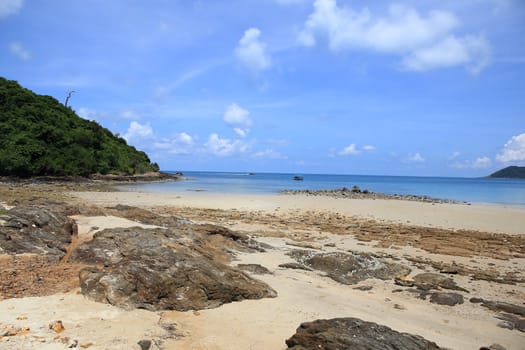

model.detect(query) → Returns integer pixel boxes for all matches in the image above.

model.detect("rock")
[49,320,65,333]
[278,263,313,271]
[413,273,469,292]
[477,299,525,317]
[285,317,443,349]
[288,250,411,285]
[395,275,415,287]
[237,264,272,275]
[480,344,507,350]
[495,313,525,332]
[353,285,373,291]
[71,227,276,311]
[0,201,77,261]
[137,339,152,350]
[429,292,464,306]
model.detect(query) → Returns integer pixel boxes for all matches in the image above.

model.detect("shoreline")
[1,185,524,349]
[71,190,525,235]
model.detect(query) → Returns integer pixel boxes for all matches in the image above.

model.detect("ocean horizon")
[119,171,525,207]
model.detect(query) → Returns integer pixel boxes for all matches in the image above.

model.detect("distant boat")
[293,175,304,181]
[248,172,255,176]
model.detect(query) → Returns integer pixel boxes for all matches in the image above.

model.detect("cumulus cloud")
[252,149,288,159]
[154,132,195,155]
[406,152,425,163]
[123,121,154,143]
[496,133,525,163]
[0,0,23,19]
[451,156,492,169]
[224,103,252,137]
[205,133,250,157]
[339,143,375,156]
[298,0,491,73]
[235,28,272,73]
[9,42,30,60]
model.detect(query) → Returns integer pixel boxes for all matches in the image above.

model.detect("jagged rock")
[288,250,411,285]
[278,262,313,271]
[237,264,272,275]
[480,344,506,350]
[429,292,464,306]
[395,275,415,287]
[71,227,276,311]
[285,317,443,349]
[413,273,469,292]
[137,339,152,350]
[0,201,77,260]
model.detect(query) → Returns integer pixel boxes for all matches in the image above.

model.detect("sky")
[1,0,525,177]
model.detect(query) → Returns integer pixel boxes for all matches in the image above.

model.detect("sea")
[119,171,525,207]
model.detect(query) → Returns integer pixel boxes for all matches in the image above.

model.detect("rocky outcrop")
[288,250,410,285]
[413,273,469,292]
[0,201,77,261]
[285,318,443,349]
[429,292,464,306]
[71,227,276,311]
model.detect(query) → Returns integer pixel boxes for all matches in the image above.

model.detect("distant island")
[0,77,159,177]
[488,166,525,179]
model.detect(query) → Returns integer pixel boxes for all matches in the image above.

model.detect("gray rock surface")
[0,201,77,260]
[71,227,276,311]
[413,273,469,292]
[285,317,443,349]
[429,292,464,306]
[288,250,411,285]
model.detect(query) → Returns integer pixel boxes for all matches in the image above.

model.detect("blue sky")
[1,0,524,176]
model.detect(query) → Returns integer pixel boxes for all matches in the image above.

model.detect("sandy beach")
[1,187,524,349]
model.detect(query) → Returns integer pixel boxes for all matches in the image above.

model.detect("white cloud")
[496,133,525,163]
[339,144,360,155]
[298,0,491,73]
[205,133,250,157]
[451,156,492,169]
[123,121,154,143]
[339,143,375,155]
[235,28,272,73]
[0,0,23,19]
[402,35,491,74]
[224,103,252,137]
[154,132,195,155]
[406,152,425,163]
[275,0,305,5]
[449,151,461,160]
[9,42,30,60]
[76,107,109,122]
[120,109,141,120]
[252,149,287,159]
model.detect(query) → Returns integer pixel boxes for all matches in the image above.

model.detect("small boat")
[293,175,304,181]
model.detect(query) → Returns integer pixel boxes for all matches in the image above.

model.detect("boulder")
[288,250,411,285]
[429,292,464,306]
[285,317,443,349]
[71,227,276,311]
[413,273,469,292]
[0,201,77,260]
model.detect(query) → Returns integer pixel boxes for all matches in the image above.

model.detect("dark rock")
[278,263,313,271]
[470,297,484,303]
[137,339,152,350]
[479,343,507,350]
[0,201,77,261]
[285,317,443,349]
[429,292,464,306]
[288,250,411,285]
[237,264,272,275]
[71,227,276,311]
[495,313,525,332]
[413,273,469,292]
[353,285,373,291]
[479,300,525,317]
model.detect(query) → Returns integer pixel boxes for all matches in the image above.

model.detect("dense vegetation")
[0,77,159,177]
[489,166,525,179]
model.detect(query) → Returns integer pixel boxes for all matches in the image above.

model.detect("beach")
[1,186,524,349]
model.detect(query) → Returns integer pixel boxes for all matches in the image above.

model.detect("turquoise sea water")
[120,171,525,207]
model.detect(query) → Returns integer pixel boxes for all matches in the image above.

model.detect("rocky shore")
[281,187,467,204]
[1,185,524,349]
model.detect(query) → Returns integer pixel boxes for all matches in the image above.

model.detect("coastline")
[1,184,524,349]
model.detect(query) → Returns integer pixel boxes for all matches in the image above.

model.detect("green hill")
[488,166,525,179]
[0,77,159,177]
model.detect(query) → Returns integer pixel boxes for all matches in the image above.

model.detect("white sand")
[72,191,525,235]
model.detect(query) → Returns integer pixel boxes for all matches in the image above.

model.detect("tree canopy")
[0,77,159,177]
